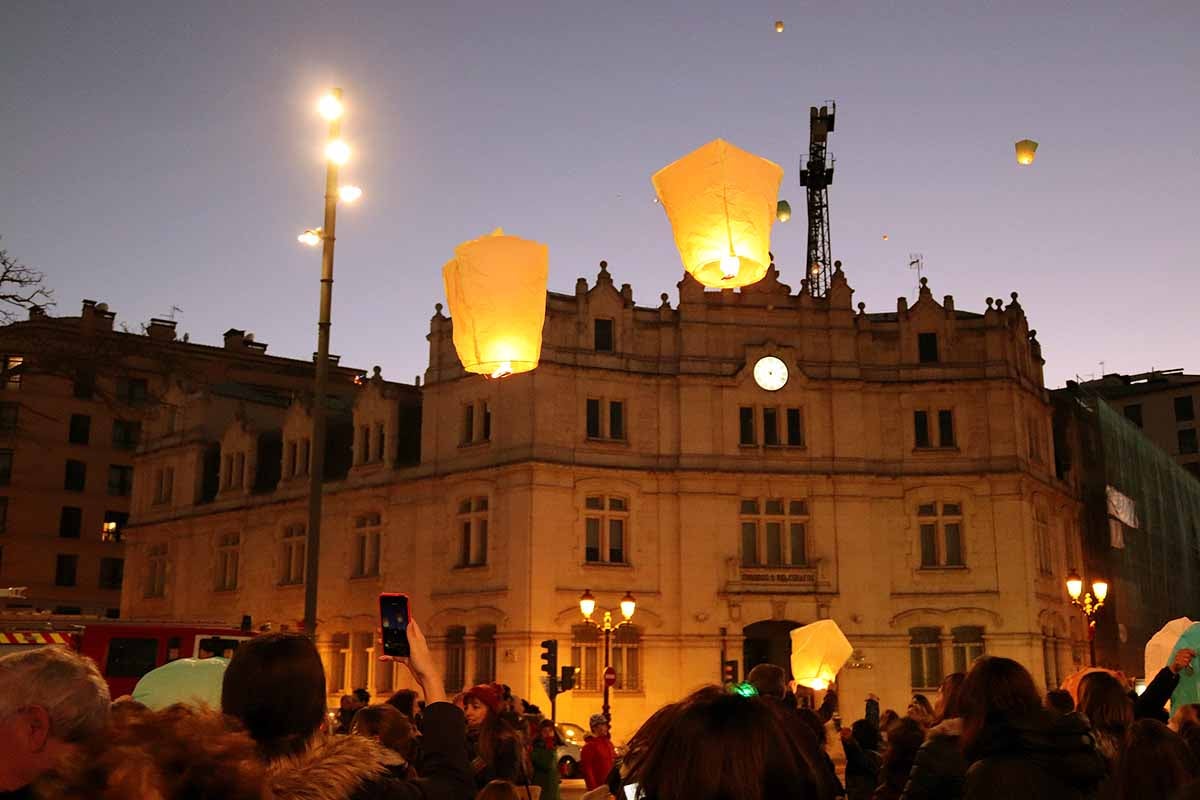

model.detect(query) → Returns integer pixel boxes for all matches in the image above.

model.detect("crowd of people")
[4,627,1200,800]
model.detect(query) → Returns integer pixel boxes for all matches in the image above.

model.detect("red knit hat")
[463,683,503,714]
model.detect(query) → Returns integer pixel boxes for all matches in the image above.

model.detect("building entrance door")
[742,620,803,678]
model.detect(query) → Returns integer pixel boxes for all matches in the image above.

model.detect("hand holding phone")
[379,592,410,658]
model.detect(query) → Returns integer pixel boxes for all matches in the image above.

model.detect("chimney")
[81,300,115,332]
[312,352,341,366]
[147,318,177,341]
[28,306,46,320]
[223,329,268,354]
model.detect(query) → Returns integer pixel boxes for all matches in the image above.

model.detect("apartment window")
[741,407,805,448]
[73,370,95,399]
[215,533,240,591]
[112,420,141,449]
[374,423,386,464]
[952,626,985,673]
[457,497,489,567]
[102,511,129,542]
[594,318,614,352]
[285,441,297,477]
[460,401,491,445]
[1180,429,1199,456]
[763,408,780,446]
[1124,404,1143,428]
[444,626,466,693]
[473,625,497,685]
[1034,507,1052,575]
[1028,415,1044,464]
[918,332,939,363]
[359,425,370,463]
[740,498,809,567]
[461,405,474,444]
[0,496,6,533]
[481,403,491,441]
[59,506,83,539]
[116,377,148,405]
[918,502,965,568]
[612,625,642,691]
[0,403,17,433]
[1042,633,1060,690]
[55,554,78,587]
[3,356,24,390]
[222,454,233,489]
[914,410,955,449]
[938,410,956,448]
[586,399,626,441]
[99,557,124,590]
[910,627,943,692]
[64,459,86,491]
[584,495,628,564]
[145,543,168,598]
[352,513,382,578]
[786,408,805,447]
[1177,396,1196,423]
[299,439,310,476]
[152,467,173,505]
[914,411,931,449]
[739,406,756,446]
[572,624,601,691]
[68,414,90,445]
[108,465,133,497]
[280,524,306,585]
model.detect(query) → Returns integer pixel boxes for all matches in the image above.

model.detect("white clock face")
[753,356,789,391]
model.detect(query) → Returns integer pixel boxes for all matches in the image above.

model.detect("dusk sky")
[3,1,1197,387]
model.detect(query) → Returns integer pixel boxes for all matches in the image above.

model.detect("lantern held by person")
[790,619,854,691]
[442,228,549,379]
[652,139,785,289]
[1015,139,1038,165]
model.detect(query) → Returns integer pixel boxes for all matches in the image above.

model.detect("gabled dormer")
[352,367,406,470]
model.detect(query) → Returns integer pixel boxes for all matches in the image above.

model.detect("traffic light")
[560,665,577,692]
[722,659,739,684]
[540,640,558,679]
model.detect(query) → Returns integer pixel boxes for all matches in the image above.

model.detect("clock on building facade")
[753,356,789,391]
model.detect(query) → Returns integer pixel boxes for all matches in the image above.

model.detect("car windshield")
[557,722,586,743]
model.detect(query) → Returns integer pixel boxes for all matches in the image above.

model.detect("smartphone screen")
[380,593,410,657]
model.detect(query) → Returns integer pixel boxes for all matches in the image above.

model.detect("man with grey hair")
[0,646,110,796]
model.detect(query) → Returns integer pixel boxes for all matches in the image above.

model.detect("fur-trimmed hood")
[266,734,405,800]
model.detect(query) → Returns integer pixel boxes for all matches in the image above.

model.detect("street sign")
[604,666,617,687]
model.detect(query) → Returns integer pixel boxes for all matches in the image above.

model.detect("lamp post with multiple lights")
[578,589,636,726]
[297,88,362,638]
[1066,569,1109,666]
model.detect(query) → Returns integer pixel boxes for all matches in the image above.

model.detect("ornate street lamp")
[1066,569,1109,666]
[579,589,636,725]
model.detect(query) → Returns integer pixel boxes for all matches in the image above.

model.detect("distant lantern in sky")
[652,138,785,289]
[1015,139,1039,165]
[776,200,792,222]
[882,233,889,241]
[775,20,785,32]
[442,228,549,379]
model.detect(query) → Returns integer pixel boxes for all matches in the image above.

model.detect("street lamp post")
[298,88,362,638]
[578,589,636,726]
[1066,570,1109,666]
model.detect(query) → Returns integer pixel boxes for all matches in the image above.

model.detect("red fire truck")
[0,615,252,698]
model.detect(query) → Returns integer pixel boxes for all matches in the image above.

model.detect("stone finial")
[434,302,445,317]
[595,260,614,287]
[985,297,993,307]
[372,366,382,379]
[575,277,588,295]
[621,283,633,304]
[857,301,866,314]
[599,259,609,273]
[660,292,670,308]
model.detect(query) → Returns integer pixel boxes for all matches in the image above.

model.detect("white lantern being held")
[442,228,549,379]
[790,619,854,691]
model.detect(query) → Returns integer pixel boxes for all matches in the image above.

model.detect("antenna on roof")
[908,253,924,295]
[167,305,183,321]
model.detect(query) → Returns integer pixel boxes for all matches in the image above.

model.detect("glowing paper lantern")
[442,228,549,379]
[652,139,785,289]
[1015,139,1038,165]
[1147,618,1194,681]
[790,619,853,691]
[775,20,785,32]
[776,199,792,222]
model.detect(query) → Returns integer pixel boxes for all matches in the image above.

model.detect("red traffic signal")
[722,659,739,684]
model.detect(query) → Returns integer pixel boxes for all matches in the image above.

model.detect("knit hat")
[589,713,608,730]
[464,683,503,714]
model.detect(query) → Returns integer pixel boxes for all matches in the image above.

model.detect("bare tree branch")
[0,237,55,325]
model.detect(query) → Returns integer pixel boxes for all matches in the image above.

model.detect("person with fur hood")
[900,672,967,800]
[221,619,473,800]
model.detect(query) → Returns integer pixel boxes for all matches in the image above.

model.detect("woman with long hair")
[958,656,1105,800]
[1076,671,1133,764]
[462,683,531,791]
[900,672,967,800]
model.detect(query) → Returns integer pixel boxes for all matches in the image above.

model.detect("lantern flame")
[489,361,513,380]
[720,254,740,280]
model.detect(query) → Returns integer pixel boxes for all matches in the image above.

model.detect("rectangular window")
[609,518,625,563]
[457,497,489,567]
[1176,396,1196,423]
[116,378,148,405]
[741,522,758,567]
[481,403,492,441]
[60,506,83,539]
[1180,428,1199,456]
[586,399,602,439]
[945,522,964,566]
[612,626,642,691]
[280,525,306,585]
[585,518,601,562]
[473,626,497,685]
[910,627,943,691]
[55,554,78,587]
[2,356,23,390]
[920,523,938,567]
[1124,404,1143,428]
[740,497,810,567]
[108,465,134,497]
[64,459,86,491]
[105,637,158,678]
[789,523,807,566]
[67,414,91,445]
[0,403,17,433]
[918,332,939,363]
[739,407,756,446]
[233,454,244,489]
[461,405,474,445]
[286,441,297,477]
[609,401,625,441]
[765,521,783,564]
[375,424,386,462]
[572,625,602,692]
[594,318,614,352]
[938,410,956,448]
[145,543,168,598]
[952,627,986,674]
[352,514,382,577]
[584,495,629,564]
[763,408,780,446]
[919,502,966,568]
[786,408,805,447]
[112,420,141,449]
[444,627,466,693]
[216,532,240,591]
[914,411,931,448]
[99,557,124,590]
[359,425,370,463]
[299,439,310,476]
[102,511,129,542]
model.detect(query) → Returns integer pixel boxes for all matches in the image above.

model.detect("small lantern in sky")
[790,619,853,691]
[776,200,792,222]
[1015,139,1039,165]
[442,228,549,379]
[775,20,785,32]
[652,139,785,289]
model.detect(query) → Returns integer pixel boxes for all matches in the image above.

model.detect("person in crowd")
[335,694,362,735]
[1173,703,1200,732]
[354,688,372,707]
[475,780,521,800]
[1112,718,1196,799]
[388,688,420,719]
[900,672,967,800]
[35,703,266,800]
[798,706,846,798]
[879,709,900,739]
[462,683,530,790]
[747,663,789,700]
[221,619,473,800]
[1044,689,1075,716]
[840,719,883,800]
[619,685,820,800]
[352,704,419,779]
[580,713,617,791]
[907,694,934,728]
[0,646,110,799]
[1076,671,1133,765]
[958,656,1105,800]
[872,717,924,800]
[1135,647,1194,722]
[529,718,561,800]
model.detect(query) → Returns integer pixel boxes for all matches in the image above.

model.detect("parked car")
[555,721,586,778]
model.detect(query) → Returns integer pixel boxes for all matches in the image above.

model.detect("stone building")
[0,300,361,616]
[123,261,1086,739]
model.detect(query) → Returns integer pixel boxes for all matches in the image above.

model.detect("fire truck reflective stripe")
[50,633,67,644]
[0,632,70,645]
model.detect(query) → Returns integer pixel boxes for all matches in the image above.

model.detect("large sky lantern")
[1015,139,1039,165]
[790,619,854,691]
[442,228,549,379]
[652,138,785,289]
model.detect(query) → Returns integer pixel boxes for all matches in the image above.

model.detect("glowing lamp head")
[297,229,322,247]
[318,94,344,121]
[619,591,636,621]
[325,139,351,165]
[1092,579,1109,603]
[1066,571,1083,600]
[579,589,597,620]
[720,254,740,280]
[338,185,363,203]
[776,200,792,222]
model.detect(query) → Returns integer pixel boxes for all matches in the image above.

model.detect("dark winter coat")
[1134,666,1179,722]
[468,726,528,790]
[900,718,965,800]
[963,709,1107,800]
[531,737,561,800]
[265,702,473,800]
[842,735,883,800]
